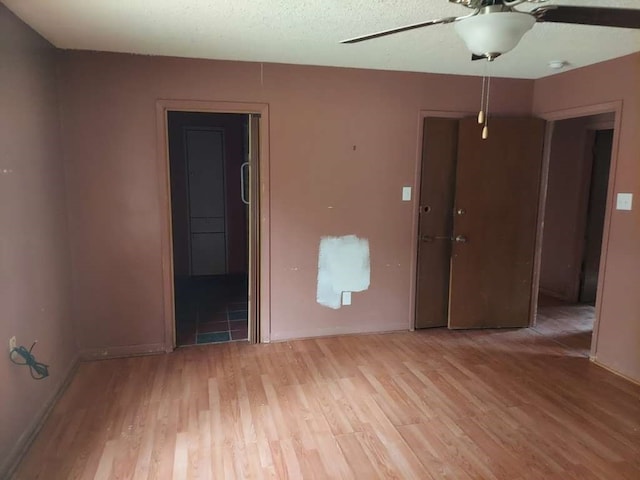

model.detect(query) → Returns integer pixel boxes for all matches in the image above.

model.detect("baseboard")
[270,324,408,342]
[590,357,640,387]
[79,342,166,360]
[2,353,80,480]
[538,288,572,302]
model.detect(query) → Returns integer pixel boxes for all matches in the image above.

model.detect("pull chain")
[482,72,491,140]
[478,73,486,125]
[478,57,493,140]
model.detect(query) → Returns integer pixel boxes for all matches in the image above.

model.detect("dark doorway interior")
[168,111,250,346]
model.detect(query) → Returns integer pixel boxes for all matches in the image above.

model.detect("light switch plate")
[616,193,633,211]
[402,186,412,201]
[342,291,352,306]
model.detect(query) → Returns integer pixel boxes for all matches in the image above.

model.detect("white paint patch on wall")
[316,235,370,309]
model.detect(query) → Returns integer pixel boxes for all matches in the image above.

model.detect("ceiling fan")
[342,0,640,62]
[343,0,640,140]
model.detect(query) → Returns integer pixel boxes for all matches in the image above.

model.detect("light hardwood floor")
[534,295,595,357]
[13,325,640,479]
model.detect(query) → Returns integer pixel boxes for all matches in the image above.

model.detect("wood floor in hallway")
[12,326,640,479]
[534,294,595,357]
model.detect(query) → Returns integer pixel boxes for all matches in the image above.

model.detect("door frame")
[156,99,271,350]
[532,101,622,359]
[410,110,473,330]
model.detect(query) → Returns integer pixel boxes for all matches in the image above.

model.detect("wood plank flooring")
[534,295,595,357]
[13,325,640,479]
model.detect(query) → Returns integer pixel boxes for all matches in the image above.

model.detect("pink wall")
[0,5,76,476]
[540,116,594,301]
[57,51,534,350]
[533,53,640,382]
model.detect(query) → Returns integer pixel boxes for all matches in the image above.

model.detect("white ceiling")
[4,0,640,79]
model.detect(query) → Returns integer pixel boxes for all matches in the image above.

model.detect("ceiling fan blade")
[341,16,459,44]
[532,6,640,29]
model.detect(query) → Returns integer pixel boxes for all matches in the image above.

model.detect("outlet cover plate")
[9,336,16,352]
[342,291,352,306]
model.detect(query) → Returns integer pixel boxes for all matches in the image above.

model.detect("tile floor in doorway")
[175,274,248,346]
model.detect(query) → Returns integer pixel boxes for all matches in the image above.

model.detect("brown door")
[415,118,458,328]
[449,117,546,329]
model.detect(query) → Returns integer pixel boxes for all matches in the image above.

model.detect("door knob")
[456,208,466,215]
[455,235,468,243]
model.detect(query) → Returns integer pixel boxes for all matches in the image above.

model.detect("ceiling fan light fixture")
[454,11,536,57]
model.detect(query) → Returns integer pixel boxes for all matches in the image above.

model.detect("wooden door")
[449,117,545,329]
[415,118,458,328]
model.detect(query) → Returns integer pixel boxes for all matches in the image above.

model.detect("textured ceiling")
[3,0,640,79]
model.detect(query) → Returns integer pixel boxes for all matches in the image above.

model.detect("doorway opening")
[167,111,259,347]
[533,113,615,357]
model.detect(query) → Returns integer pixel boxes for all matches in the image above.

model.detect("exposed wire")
[9,342,49,380]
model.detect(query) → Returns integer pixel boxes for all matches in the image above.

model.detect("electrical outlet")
[9,336,16,352]
[342,291,352,306]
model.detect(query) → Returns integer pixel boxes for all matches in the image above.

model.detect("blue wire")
[9,342,49,380]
